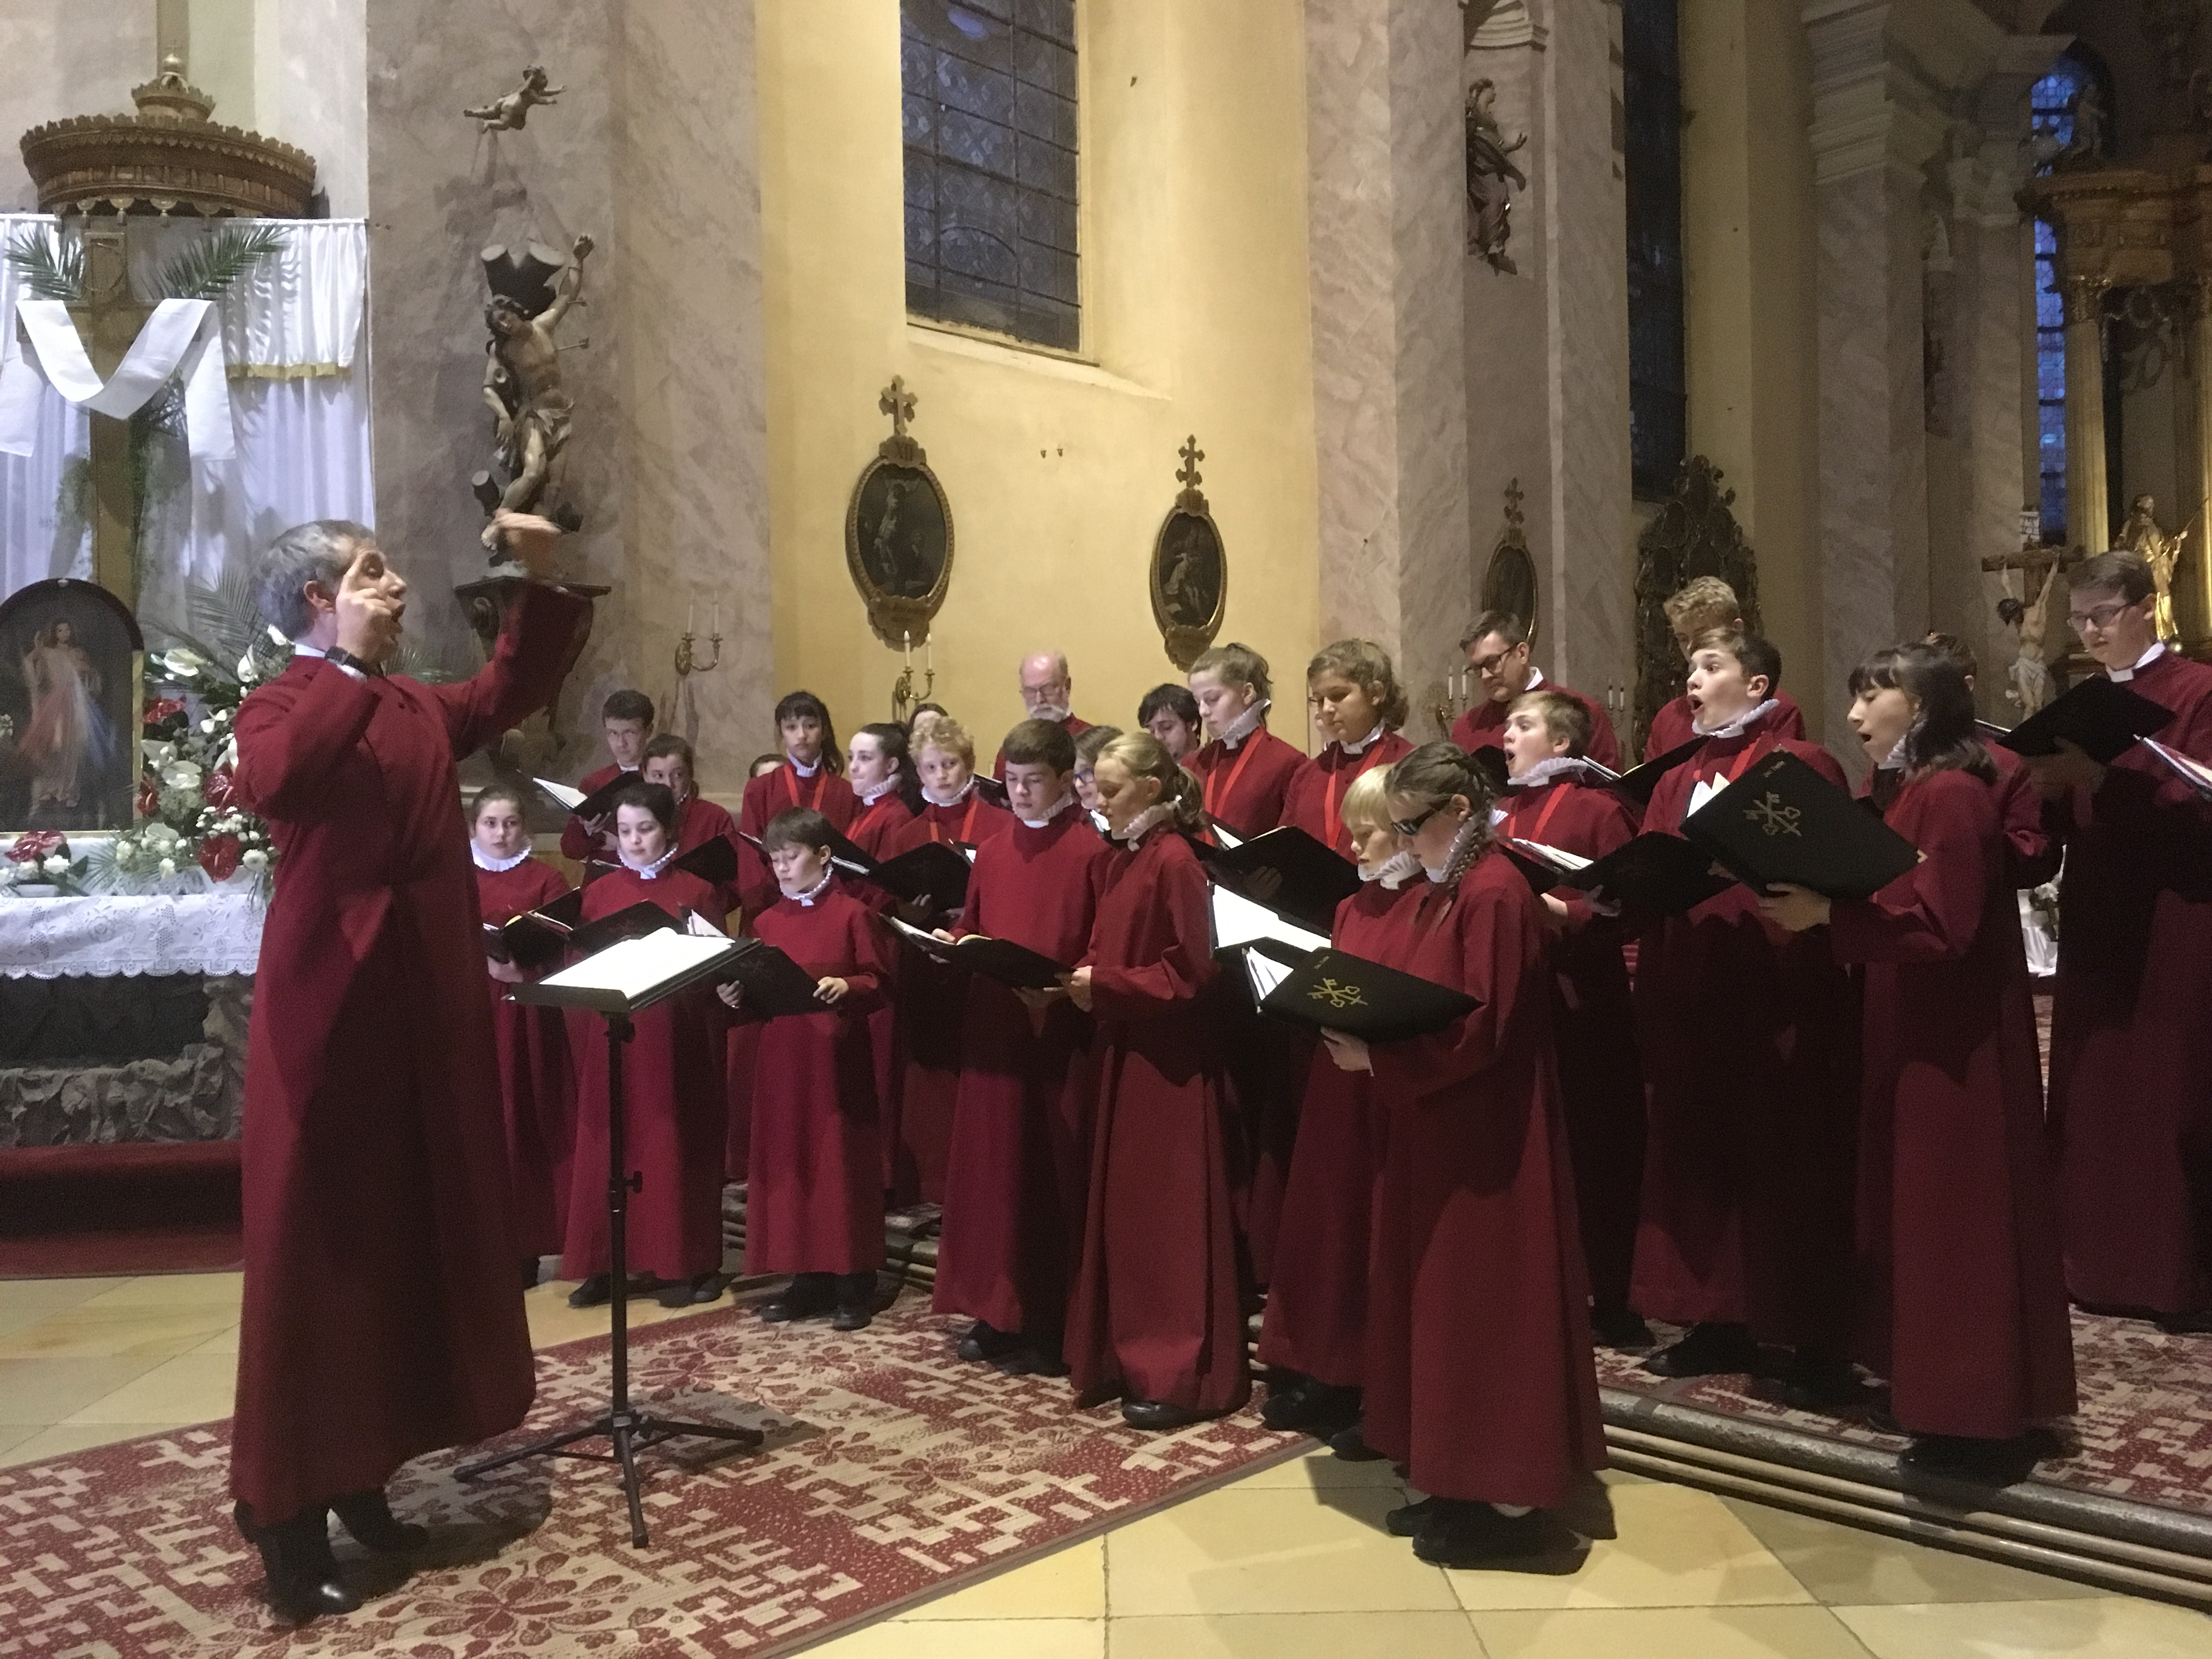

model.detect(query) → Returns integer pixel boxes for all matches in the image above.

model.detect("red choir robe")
[991,711,1093,780]
[229,582,586,1522]
[1065,826,1249,1412]
[1453,674,1622,770]
[559,866,730,1284]
[557,761,637,866]
[476,854,577,1259]
[1984,740,2060,889]
[1255,875,1410,1387]
[845,787,916,1190]
[735,761,859,926]
[1186,723,1306,840]
[1492,767,1646,1311]
[848,789,916,858]
[933,800,1113,1338]
[883,788,1018,1202]
[741,881,893,1274]
[1278,731,1414,856]
[2046,648,2212,1315]
[1827,768,2075,1438]
[1361,848,1606,1509]
[1645,689,1806,761]
[1629,710,1861,1351]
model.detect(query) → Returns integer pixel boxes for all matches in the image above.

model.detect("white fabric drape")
[0,215,373,614]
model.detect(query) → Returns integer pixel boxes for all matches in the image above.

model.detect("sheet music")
[2143,738,2212,799]
[1210,886,1329,954]
[539,931,735,1001]
[684,909,730,939]
[1244,950,1294,1002]
[887,915,956,956]
[1510,838,1592,873]
[1212,823,1245,848]
[534,776,585,810]
[1686,774,1724,819]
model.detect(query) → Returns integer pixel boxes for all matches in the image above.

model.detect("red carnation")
[202,767,237,809]
[6,830,65,865]
[144,696,185,724]
[196,833,242,883]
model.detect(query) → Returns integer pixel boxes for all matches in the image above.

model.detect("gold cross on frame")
[1177,435,1205,491]
[879,376,916,442]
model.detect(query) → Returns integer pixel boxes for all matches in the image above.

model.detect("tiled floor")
[4,1273,2208,1657]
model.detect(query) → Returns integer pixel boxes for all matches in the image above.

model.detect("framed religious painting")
[846,376,954,648]
[0,577,144,832]
[1149,436,1226,669]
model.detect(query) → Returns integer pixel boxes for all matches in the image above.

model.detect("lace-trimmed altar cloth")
[0,891,264,979]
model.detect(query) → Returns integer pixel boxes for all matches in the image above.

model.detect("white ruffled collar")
[922,776,975,809]
[857,778,901,806]
[1111,802,1176,844]
[1362,848,1423,889]
[1213,698,1271,749]
[1695,697,1780,741]
[471,843,534,872]
[1506,755,1587,790]
[620,844,680,879]
[782,867,836,906]
[787,753,822,777]
[1017,789,1077,830]
[1423,812,1485,883]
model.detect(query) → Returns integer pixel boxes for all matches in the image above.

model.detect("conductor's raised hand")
[334,543,406,665]
[483,510,563,578]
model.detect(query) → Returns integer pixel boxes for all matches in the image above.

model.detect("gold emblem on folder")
[1308,978,1366,1009]
[1745,792,1803,837]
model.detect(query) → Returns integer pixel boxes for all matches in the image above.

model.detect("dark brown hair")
[1002,717,1078,773]
[1189,641,1272,702]
[774,689,845,774]
[1689,627,1783,696]
[1510,689,1591,755]
[1458,609,1530,652]
[611,781,678,836]
[602,689,655,726]
[1848,644,1995,783]
[762,806,836,856]
[1307,639,1410,731]
[1386,741,1499,889]
[642,733,695,769]
[2068,550,2154,607]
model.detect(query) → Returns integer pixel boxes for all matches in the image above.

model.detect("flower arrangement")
[1,831,89,895]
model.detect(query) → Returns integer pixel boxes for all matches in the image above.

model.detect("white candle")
[903,629,912,666]
[687,603,696,637]
[712,602,721,639]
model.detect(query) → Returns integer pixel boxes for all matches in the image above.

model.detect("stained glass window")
[2028,52,2102,544]
[902,0,1080,352]
[1624,0,1686,502]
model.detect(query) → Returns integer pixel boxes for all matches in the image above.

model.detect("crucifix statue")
[66,223,155,608]
[1983,530,2078,716]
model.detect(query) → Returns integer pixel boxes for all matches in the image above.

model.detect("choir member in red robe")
[471,783,575,1284]
[1185,642,1306,840]
[1760,644,2075,1483]
[934,720,1113,1373]
[2026,552,2212,1328]
[723,808,894,1329]
[1450,610,1621,770]
[736,691,857,925]
[1643,578,1807,759]
[559,785,732,1311]
[991,650,1093,778]
[1628,633,1861,1403]
[1494,690,1651,1348]
[1062,734,1248,1428]
[1331,743,1603,1565]
[1257,768,1417,1438]
[884,718,1017,1200]
[724,746,803,1180]
[230,512,583,1619]
[1923,633,2059,887]
[1074,724,1122,821]
[1280,640,1414,855]
[1139,681,1203,761]
[847,723,920,856]
[557,688,652,866]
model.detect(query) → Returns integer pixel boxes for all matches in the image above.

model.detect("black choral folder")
[1590,735,1706,810]
[671,835,740,887]
[537,771,636,823]
[1554,832,1736,915]
[1682,749,1919,901]
[1199,826,1363,936]
[718,935,832,1018]
[1243,946,1479,1045]
[485,896,673,968]
[887,917,1069,989]
[1988,676,2172,764]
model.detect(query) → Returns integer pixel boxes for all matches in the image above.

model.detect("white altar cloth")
[0,890,264,979]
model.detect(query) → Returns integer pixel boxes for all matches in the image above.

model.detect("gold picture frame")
[1149,436,1227,670]
[846,376,955,648]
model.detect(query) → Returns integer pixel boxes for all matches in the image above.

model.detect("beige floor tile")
[0,1301,240,1360]
[808,1617,1104,1657]
[59,1350,235,1426]
[0,1423,43,1460]
[1111,1611,1488,1657]
[0,1355,167,1424]
[1722,1496,2107,1605]
[1472,1605,1876,1658]
[1225,1447,1413,1493]
[1105,1485,1461,1616]
[1,1420,193,1468]
[0,1277,133,1337]
[1835,1598,2212,1658]
[1446,1480,1812,1611]
[905,1537,1104,1620]
[187,1324,241,1355]
[76,1272,244,1308]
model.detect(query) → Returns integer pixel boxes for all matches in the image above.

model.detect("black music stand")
[457,933,761,1546]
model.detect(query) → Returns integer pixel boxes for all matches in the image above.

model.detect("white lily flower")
[161,762,204,791]
[142,740,175,768]
[41,854,68,876]
[241,849,268,870]
[157,857,177,877]
[143,822,181,848]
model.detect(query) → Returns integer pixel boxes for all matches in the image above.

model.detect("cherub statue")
[2053,81,2108,171]
[2115,492,2188,642]
[1997,562,2061,715]
[1466,79,1529,275]
[482,235,592,540]
[463,66,565,133]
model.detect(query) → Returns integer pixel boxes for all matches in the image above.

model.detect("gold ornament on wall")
[1149,436,1227,669]
[846,376,955,649]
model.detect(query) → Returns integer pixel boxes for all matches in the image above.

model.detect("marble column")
[2180,280,2212,643]
[2063,275,2112,553]
[1305,0,1471,721]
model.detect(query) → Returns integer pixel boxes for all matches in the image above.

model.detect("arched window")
[1624,0,1686,501]
[901,0,1080,352]
[2028,48,2111,544]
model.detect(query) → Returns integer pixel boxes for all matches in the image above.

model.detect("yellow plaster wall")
[756,0,1322,760]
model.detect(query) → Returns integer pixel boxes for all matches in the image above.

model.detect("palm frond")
[3,227,83,301]
[154,224,287,301]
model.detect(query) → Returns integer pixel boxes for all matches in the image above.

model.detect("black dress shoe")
[1258,1370,1316,1427]
[2154,1310,2212,1335]
[831,1271,879,1330]
[1761,1348,1866,1410]
[1899,1432,2042,1486]
[993,1338,1069,1378]
[1385,1494,1441,1537]
[1262,1381,1362,1436]
[567,1274,612,1309]
[1327,1420,1389,1461]
[957,1320,1026,1364]
[1121,1398,1222,1431]
[234,1502,359,1623]
[655,1272,726,1309]
[522,1257,543,1289]
[331,1488,428,1554]
[1639,1321,1760,1378]
[1410,1499,1547,1567]
[1592,1300,1656,1350]
[758,1272,837,1323]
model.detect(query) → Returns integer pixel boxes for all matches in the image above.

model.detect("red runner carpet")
[0,1142,243,1277]
[0,1284,1297,1656]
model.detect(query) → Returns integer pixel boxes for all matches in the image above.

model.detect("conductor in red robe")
[230,513,587,1621]
[2026,552,2212,1327]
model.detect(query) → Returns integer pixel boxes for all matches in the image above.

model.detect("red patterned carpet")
[0,1286,1297,1657]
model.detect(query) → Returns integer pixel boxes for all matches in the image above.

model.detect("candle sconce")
[676,603,723,678]
[890,629,935,724]
[1430,668,1477,740]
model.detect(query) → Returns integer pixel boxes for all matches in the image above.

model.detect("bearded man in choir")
[1644,578,1806,760]
[558,689,653,866]
[2027,551,2212,1330]
[934,719,1113,1376]
[229,512,587,1622]
[992,651,1092,778]
[1449,610,1620,770]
